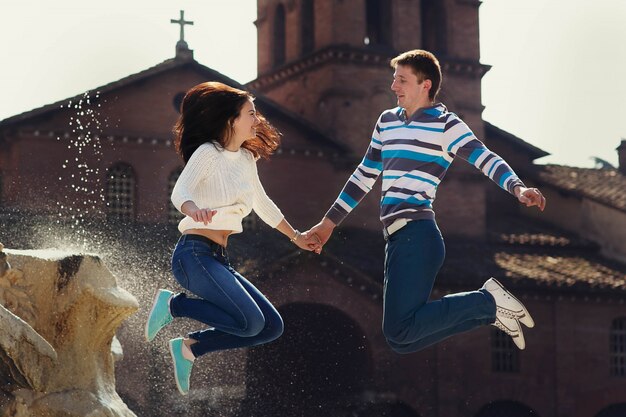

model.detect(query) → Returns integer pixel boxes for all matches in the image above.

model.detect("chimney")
[618,139,626,175]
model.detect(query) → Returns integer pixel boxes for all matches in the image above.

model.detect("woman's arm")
[180,201,217,225]
[171,144,216,212]
[249,156,320,251]
[275,218,321,252]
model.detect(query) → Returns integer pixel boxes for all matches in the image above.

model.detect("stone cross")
[170,10,194,43]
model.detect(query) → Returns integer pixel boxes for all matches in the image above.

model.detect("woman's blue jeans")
[382,219,496,354]
[169,234,284,358]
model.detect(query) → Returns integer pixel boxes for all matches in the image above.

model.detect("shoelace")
[496,306,523,319]
[493,318,517,337]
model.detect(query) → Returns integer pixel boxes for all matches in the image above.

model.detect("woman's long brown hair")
[173,82,281,163]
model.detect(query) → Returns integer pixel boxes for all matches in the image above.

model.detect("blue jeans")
[382,219,496,353]
[169,234,284,358]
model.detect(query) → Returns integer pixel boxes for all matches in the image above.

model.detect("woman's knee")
[256,310,284,343]
[267,312,284,341]
[242,309,266,337]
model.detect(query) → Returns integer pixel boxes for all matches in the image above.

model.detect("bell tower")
[249,0,489,157]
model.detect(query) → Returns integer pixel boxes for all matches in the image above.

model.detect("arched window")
[301,0,315,56]
[365,0,392,48]
[421,0,447,55]
[168,168,184,225]
[273,4,286,67]
[172,92,185,113]
[105,163,136,221]
[491,327,520,373]
[610,317,626,377]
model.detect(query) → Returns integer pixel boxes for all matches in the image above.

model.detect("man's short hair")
[390,49,442,101]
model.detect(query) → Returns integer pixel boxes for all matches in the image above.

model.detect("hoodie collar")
[399,103,447,123]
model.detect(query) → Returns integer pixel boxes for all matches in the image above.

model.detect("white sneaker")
[492,316,526,350]
[483,277,535,328]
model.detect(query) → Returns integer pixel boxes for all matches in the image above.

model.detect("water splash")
[55,91,108,247]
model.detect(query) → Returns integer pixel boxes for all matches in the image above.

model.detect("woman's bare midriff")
[183,229,232,247]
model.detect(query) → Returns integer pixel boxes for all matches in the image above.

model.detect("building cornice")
[249,46,393,90]
[16,128,175,148]
[14,128,352,162]
[249,46,491,91]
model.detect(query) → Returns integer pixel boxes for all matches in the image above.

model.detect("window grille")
[105,163,135,220]
[611,317,626,377]
[491,327,520,373]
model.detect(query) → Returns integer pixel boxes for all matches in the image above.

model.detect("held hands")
[515,186,546,211]
[301,217,336,255]
[291,230,323,253]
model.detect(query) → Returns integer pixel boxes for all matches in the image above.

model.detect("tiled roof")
[439,241,626,295]
[487,216,597,249]
[493,251,626,291]
[537,165,626,212]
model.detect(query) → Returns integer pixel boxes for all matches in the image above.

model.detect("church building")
[0,2,625,417]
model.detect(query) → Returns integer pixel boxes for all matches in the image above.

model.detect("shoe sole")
[491,278,535,328]
[145,290,166,342]
[169,340,189,396]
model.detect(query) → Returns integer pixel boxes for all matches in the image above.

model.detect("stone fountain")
[0,242,139,417]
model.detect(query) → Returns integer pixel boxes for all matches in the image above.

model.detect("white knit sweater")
[171,143,284,234]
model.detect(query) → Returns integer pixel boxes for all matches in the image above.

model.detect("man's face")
[390,64,431,110]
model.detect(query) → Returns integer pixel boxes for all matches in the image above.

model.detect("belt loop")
[180,234,187,244]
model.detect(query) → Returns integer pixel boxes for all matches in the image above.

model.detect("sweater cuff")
[171,193,192,213]
[508,178,526,196]
[325,205,348,226]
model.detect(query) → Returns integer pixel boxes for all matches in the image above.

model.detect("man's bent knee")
[383,321,410,344]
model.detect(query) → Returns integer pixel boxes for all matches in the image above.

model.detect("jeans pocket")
[171,259,190,289]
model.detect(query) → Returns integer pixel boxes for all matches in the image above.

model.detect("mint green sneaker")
[169,338,194,395]
[145,289,174,342]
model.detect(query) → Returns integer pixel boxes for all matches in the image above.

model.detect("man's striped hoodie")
[325,103,525,228]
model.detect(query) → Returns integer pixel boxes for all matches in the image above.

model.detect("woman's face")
[227,99,260,150]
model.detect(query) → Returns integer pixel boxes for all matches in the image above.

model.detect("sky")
[1,0,625,168]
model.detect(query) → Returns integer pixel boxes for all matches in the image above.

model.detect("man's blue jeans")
[169,234,283,358]
[382,219,496,353]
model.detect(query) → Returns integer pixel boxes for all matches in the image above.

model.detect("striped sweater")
[325,104,525,228]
